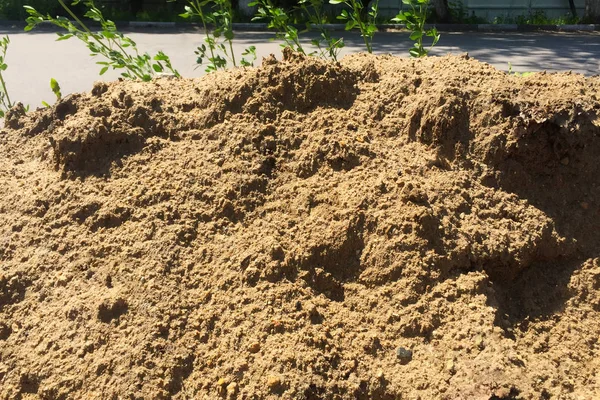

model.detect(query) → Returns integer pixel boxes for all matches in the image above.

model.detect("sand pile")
[1,51,600,399]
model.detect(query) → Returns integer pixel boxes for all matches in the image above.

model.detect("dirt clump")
[1,51,600,399]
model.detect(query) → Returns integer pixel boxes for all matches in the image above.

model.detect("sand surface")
[1,51,599,399]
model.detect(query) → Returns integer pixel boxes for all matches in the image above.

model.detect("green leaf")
[42,101,50,108]
[152,63,163,73]
[329,0,344,4]
[56,33,74,41]
[50,78,60,93]
[426,27,438,36]
[409,31,422,40]
[99,66,109,75]
[101,31,115,39]
[153,52,168,61]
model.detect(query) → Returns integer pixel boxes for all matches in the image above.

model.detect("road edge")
[1,20,599,32]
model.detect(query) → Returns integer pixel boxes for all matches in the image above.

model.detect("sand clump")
[1,51,600,399]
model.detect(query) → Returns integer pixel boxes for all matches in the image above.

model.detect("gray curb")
[560,24,596,31]
[1,19,599,32]
[478,24,518,31]
[231,22,268,30]
[130,21,176,28]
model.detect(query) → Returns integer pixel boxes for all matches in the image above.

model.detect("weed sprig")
[180,0,256,72]
[508,62,535,77]
[0,36,13,118]
[393,0,439,58]
[251,0,306,54]
[24,0,180,81]
[330,0,379,54]
[299,0,344,61]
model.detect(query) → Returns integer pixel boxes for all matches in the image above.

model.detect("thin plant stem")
[57,0,146,79]
[228,40,236,66]
[0,73,12,108]
[193,1,218,68]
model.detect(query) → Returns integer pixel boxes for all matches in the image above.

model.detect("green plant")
[240,46,257,67]
[24,0,180,81]
[507,62,535,78]
[299,0,344,61]
[552,13,580,25]
[42,78,63,108]
[251,0,306,54]
[1,0,63,20]
[180,0,256,72]
[0,35,13,118]
[447,0,485,24]
[330,0,379,54]
[250,0,343,60]
[518,10,580,25]
[50,78,62,101]
[493,10,580,25]
[393,0,439,58]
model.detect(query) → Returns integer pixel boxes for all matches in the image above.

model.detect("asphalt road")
[2,27,599,108]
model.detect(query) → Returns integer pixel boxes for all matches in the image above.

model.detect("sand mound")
[1,52,600,399]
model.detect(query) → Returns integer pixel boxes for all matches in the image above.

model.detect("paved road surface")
[1,27,599,108]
